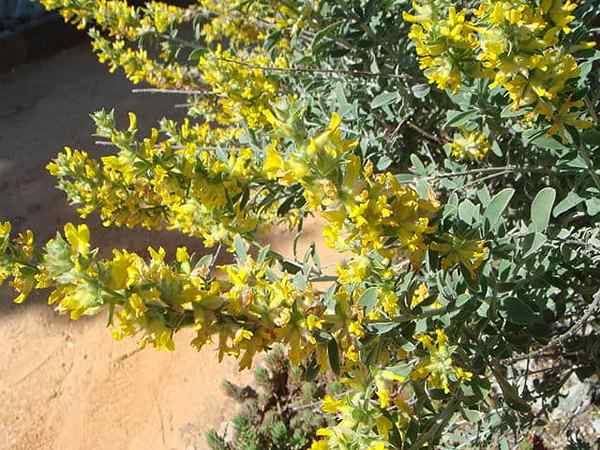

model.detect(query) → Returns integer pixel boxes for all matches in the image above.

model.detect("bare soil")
[0,45,252,450]
[0,43,342,450]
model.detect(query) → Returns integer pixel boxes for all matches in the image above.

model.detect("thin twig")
[208,244,223,275]
[217,55,412,80]
[131,88,208,95]
[422,165,556,182]
[167,35,413,80]
[95,140,185,150]
[452,170,511,192]
[406,121,445,144]
[502,289,600,365]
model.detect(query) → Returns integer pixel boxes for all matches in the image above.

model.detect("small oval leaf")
[485,188,515,230]
[358,287,378,313]
[531,187,556,232]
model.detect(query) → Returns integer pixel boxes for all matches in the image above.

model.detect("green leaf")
[327,337,341,375]
[377,155,392,170]
[443,192,459,219]
[371,91,399,109]
[256,245,271,264]
[311,19,340,50]
[187,47,206,62]
[233,235,249,263]
[485,188,514,230]
[585,197,600,216]
[410,154,426,175]
[462,409,483,423]
[531,135,568,152]
[358,287,378,313]
[411,83,430,99]
[491,140,503,156]
[385,363,412,378]
[444,109,478,128]
[458,199,479,225]
[553,191,584,217]
[493,368,531,413]
[366,321,401,335]
[581,128,600,147]
[293,271,307,291]
[521,231,547,258]
[395,173,415,183]
[531,187,556,232]
[43,234,73,280]
[503,297,538,325]
[500,104,526,118]
[323,285,337,315]
[415,178,431,199]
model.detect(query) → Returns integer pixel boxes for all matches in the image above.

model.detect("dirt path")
[0,45,252,450]
[0,42,343,450]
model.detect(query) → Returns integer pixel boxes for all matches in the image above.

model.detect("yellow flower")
[455,367,473,382]
[348,320,365,338]
[448,131,490,161]
[322,394,343,414]
[310,440,329,450]
[127,112,137,131]
[367,442,387,450]
[233,328,254,346]
[64,223,90,255]
[0,222,11,239]
[431,234,488,275]
[410,283,429,309]
[376,416,393,439]
[376,378,391,408]
[305,314,324,330]
[263,145,285,180]
[175,247,190,264]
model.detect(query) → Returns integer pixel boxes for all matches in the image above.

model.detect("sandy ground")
[0,44,254,450]
[0,42,341,450]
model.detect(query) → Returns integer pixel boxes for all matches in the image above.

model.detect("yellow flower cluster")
[198,48,288,129]
[404,0,596,138]
[2,218,480,449]
[196,0,313,49]
[90,31,188,87]
[431,233,489,276]
[311,328,472,449]
[448,129,491,161]
[412,329,472,393]
[0,222,36,304]
[40,0,184,37]
[0,222,465,382]
[0,223,320,359]
[404,3,481,92]
[264,113,441,267]
[47,113,276,247]
[41,0,299,141]
[39,0,193,89]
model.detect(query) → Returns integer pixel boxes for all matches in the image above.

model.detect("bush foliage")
[206,344,338,450]
[1,0,600,448]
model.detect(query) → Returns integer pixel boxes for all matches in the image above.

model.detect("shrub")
[1,0,599,448]
[206,344,338,450]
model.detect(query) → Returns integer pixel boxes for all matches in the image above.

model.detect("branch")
[167,35,414,81]
[422,165,557,182]
[131,88,209,95]
[208,244,223,275]
[502,288,600,365]
[405,121,445,145]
